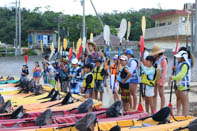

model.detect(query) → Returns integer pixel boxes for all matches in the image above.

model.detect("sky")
[0,0,195,15]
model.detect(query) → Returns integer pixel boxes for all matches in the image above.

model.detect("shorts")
[84,88,93,96]
[130,78,139,84]
[119,82,129,89]
[94,80,104,93]
[70,83,81,94]
[145,86,154,97]
[119,82,130,102]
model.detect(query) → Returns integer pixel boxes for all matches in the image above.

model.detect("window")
[168,21,172,25]
[159,23,166,26]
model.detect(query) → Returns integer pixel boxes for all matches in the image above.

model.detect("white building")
[145,9,195,51]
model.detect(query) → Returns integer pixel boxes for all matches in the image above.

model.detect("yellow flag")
[76,38,82,54]
[73,42,75,50]
[90,33,93,42]
[63,38,68,51]
[40,40,44,54]
[58,37,61,52]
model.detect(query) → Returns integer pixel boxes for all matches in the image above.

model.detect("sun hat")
[87,41,97,51]
[112,55,118,60]
[150,45,165,56]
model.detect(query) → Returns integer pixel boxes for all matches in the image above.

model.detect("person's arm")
[86,43,91,55]
[141,64,155,75]
[159,59,167,86]
[122,67,131,83]
[172,64,188,81]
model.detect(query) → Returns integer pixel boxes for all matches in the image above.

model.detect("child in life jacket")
[68,58,82,94]
[20,64,29,81]
[110,55,120,101]
[82,63,94,98]
[117,55,131,111]
[93,58,106,101]
[140,56,156,114]
[169,51,190,116]
[32,61,42,85]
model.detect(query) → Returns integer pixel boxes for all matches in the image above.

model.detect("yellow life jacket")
[83,72,95,88]
[141,68,158,87]
[93,66,104,80]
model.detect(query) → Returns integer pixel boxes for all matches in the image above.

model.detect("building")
[27,30,57,49]
[145,7,195,51]
[90,33,137,51]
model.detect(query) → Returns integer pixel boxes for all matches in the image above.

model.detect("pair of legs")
[94,91,103,101]
[153,85,165,111]
[175,89,189,116]
[129,83,137,110]
[119,82,130,111]
[145,96,154,114]
[94,80,104,101]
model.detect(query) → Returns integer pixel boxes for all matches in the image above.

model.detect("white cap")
[71,58,79,64]
[119,55,128,61]
[175,51,188,59]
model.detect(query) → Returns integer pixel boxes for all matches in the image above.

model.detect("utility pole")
[81,0,86,52]
[195,0,197,51]
[14,0,21,56]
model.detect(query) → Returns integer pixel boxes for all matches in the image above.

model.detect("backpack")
[0,100,12,113]
[152,107,171,124]
[106,101,123,117]
[33,85,44,95]
[78,99,93,113]
[61,92,73,105]
[120,68,128,79]
[75,112,97,131]
[50,91,61,101]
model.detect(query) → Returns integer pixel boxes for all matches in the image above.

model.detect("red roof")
[151,10,194,20]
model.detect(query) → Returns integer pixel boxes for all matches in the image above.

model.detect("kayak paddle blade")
[137,103,144,112]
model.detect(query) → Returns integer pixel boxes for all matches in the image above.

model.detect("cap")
[125,49,133,56]
[71,58,79,64]
[23,64,28,68]
[119,55,128,61]
[95,58,102,63]
[84,63,93,70]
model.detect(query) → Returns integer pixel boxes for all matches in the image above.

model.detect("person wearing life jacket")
[68,58,82,94]
[20,64,29,82]
[46,61,56,88]
[169,51,190,116]
[42,55,49,84]
[150,45,167,111]
[173,47,194,115]
[59,58,69,92]
[82,63,94,98]
[110,55,120,102]
[140,56,156,114]
[117,55,131,111]
[125,49,139,110]
[32,61,42,85]
[93,58,106,101]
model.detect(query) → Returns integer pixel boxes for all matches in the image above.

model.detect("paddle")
[125,21,131,49]
[24,55,28,65]
[90,32,93,42]
[77,44,83,60]
[118,19,127,56]
[103,25,111,94]
[168,35,179,115]
[137,16,146,112]
[49,42,55,60]
[76,38,82,60]
[68,48,73,60]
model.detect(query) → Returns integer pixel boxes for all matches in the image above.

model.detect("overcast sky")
[0,0,195,15]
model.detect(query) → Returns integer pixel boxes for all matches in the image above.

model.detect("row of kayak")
[0,81,196,131]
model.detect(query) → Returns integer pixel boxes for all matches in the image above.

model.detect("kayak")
[0,107,107,124]
[0,84,17,88]
[0,80,19,85]
[0,87,19,95]
[25,99,102,113]
[0,111,148,130]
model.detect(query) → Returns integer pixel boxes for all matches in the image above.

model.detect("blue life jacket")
[128,58,139,80]
[117,66,130,83]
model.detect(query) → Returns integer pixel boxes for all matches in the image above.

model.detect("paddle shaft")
[169,56,176,103]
